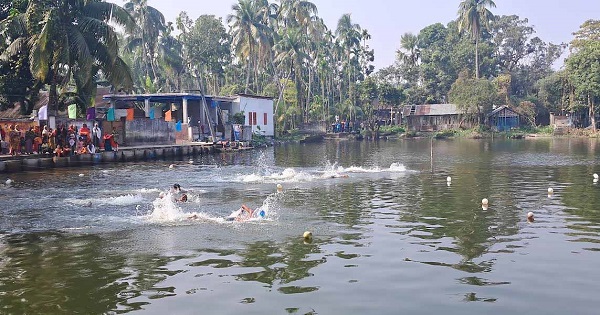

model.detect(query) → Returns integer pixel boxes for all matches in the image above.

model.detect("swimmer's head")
[173,183,181,190]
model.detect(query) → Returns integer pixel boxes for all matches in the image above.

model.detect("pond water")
[1,138,600,314]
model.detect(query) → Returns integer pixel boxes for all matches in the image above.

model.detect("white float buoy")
[169,164,175,169]
[481,198,489,206]
[447,176,452,182]
[5,179,12,185]
[594,173,599,180]
[547,187,553,194]
[303,231,313,240]
[482,205,488,211]
[79,173,85,177]
[188,160,194,164]
[277,184,283,192]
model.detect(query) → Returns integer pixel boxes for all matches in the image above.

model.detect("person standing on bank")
[92,123,102,149]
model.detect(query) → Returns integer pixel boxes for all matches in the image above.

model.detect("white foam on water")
[388,162,407,172]
[238,168,316,183]
[67,194,146,207]
[186,211,227,224]
[105,194,145,206]
[334,162,408,174]
[135,188,161,194]
[241,174,264,183]
[65,198,94,206]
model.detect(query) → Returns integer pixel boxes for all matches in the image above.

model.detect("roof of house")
[487,105,518,118]
[101,93,273,105]
[402,104,461,116]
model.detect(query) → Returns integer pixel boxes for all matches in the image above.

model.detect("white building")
[232,94,274,137]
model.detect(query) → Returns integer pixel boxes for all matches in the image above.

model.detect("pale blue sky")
[112,0,599,69]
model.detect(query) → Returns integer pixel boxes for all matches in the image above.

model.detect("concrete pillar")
[122,150,135,162]
[145,98,150,118]
[182,97,189,124]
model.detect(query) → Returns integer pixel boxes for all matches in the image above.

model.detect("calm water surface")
[1,138,600,314]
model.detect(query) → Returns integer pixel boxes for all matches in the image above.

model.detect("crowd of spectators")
[0,122,118,157]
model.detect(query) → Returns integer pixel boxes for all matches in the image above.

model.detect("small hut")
[402,104,476,131]
[487,106,520,131]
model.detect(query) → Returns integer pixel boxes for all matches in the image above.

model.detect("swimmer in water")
[172,183,188,202]
[323,173,349,179]
[226,204,254,222]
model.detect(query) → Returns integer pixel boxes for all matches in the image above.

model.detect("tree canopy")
[0,1,597,133]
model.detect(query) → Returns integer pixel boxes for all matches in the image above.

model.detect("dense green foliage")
[0,0,598,133]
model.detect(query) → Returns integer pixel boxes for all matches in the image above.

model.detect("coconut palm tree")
[279,0,318,29]
[457,0,496,79]
[274,27,310,124]
[1,0,134,113]
[336,14,361,113]
[123,0,167,87]
[228,0,270,93]
[397,32,420,67]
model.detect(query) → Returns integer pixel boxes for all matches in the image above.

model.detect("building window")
[264,113,268,125]
[253,112,257,125]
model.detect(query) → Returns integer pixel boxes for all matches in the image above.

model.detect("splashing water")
[240,168,315,183]
[66,194,145,207]
[253,190,284,221]
[146,193,186,222]
[388,162,407,172]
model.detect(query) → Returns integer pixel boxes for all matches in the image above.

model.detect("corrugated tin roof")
[402,104,461,116]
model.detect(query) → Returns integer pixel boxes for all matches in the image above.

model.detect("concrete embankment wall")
[0,144,216,174]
